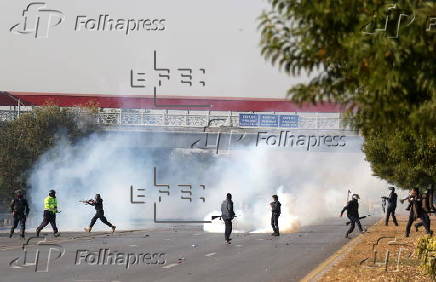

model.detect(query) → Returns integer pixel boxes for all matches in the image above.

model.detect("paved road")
[0,217,378,282]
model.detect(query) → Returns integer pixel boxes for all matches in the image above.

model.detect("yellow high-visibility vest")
[44,196,57,213]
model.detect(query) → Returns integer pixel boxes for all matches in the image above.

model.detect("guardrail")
[0,109,348,130]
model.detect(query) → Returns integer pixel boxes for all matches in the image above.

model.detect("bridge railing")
[96,110,346,130]
[0,109,349,130]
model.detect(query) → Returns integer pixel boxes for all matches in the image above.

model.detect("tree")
[259,0,436,189]
[0,106,97,199]
[363,125,435,189]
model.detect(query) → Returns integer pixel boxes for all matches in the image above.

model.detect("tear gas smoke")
[204,187,301,233]
[28,131,389,233]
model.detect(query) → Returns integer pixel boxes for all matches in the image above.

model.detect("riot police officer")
[36,189,60,237]
[221,193,235,244]
[340,194,364,238]
[404,188,432,237]
[270,195,281,236]
[9,190,29,238]
[382,187,399,226]
[83,194,116,233]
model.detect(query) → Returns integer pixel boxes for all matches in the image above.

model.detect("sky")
[0,0,309,99]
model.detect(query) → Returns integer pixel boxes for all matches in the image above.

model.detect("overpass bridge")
[0,91,361,153]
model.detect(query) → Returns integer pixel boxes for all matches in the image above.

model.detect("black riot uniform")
[415,192,433,232]
[85,194,115,232]
[9,191,29,238]
[270,195,281,236]
[221,193,235,244]
[383,187,399,226]
[341,194,363,238]
[405,190,432,237]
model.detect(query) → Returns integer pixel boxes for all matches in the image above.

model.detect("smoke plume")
[27,131,393,233]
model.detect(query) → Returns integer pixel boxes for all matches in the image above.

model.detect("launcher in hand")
[346,215,370,225]
[399,196,410,204]
[211,215,237,220]
[79,199,94,205]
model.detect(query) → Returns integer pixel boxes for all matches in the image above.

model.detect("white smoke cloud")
[27,131,392,233]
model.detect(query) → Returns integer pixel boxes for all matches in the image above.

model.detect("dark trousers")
[36,210,58,234]
[10,213,26,237]
[406,213,431,236]
[385,207,398,226]
[347,215,363,235]
[271,213,280,234]
[90,210,113,228]
[224,219,232,241]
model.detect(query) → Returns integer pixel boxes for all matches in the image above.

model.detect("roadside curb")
[301,218,383,282]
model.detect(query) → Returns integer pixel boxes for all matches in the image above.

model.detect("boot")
[271,228,277,236]
[111,226,116,233]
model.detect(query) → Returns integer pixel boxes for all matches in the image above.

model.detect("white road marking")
[162,263,179,269]
[205,252,216,257]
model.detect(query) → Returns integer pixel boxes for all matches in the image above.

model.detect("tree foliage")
[0,106,97,200]
[259,0,436,189]
[363,125,435,188]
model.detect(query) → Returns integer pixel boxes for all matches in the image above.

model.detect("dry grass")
[320,216,434,282]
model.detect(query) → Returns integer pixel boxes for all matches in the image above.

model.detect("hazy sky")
[0,0,309,99]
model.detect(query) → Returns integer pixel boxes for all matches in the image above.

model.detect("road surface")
[0,217,378,282]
